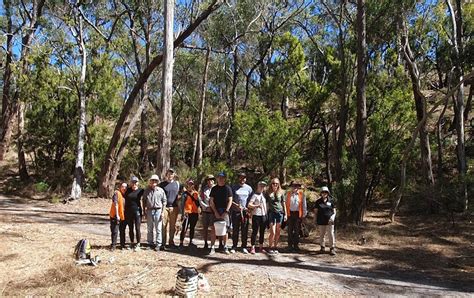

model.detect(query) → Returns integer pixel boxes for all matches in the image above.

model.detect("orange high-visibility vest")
[109,190,125,220]
[184,191,200,214]
[286,190,304,218]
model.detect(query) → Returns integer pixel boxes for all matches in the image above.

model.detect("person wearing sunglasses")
[267,178,286,254]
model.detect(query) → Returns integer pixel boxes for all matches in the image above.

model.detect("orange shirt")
[183,191,199,214]
[109,190,125,220]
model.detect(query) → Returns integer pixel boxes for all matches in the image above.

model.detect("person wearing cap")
[286,181,307,252]
[267,178,286,254]
[159,168,181,249]
[230,172,253,254]
[179,179,200,249]
[248,181,268,254]
[142,174,166,252]
[314,186,336,256]
[208,172,233,255]
[199,174,215,249]
[125,176,145,251]
[109,182,127,250]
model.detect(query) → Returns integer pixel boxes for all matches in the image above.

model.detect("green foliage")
[34,181,50,193]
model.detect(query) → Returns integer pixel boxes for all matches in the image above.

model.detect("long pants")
[126,210,141,244]
[251,215,266,246]
[146,209,163,247]
[232,210,249,249]
[318,224,335,248]
[180,213,199,243]
[287,211,301,248]
[110,218,126,247]
[162,207,179,246]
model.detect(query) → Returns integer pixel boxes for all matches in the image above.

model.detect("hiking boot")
[209,247,216,256]
[330,248,336,256]
[178,244,184,250]
[203,243,209,249]
[319,246,326,254]
[294,246,300,252]
[160,246,167,251]
[154,246,161,252]
[242,248,249,254]
[110,244,116,251]
[230,248,236,254]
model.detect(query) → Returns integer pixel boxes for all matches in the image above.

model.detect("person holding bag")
[314,186,336,256]
[248,181,268,254]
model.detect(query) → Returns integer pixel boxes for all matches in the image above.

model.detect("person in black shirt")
[209,172,233,255]
[314,186,336,255]
[125,176,144,251]
[159,168,181,249]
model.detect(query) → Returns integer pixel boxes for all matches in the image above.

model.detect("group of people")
[109,169,337,256]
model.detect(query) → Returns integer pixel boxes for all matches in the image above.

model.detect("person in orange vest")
[179,179,200,249]
[109,182,127,250]
[285,181,307,252]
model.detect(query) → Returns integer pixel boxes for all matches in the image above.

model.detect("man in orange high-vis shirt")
[285,181,307,252]
[110,183,128,250]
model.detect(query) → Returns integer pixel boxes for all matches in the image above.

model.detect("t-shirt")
[267,192,285,213]
[210,185,233,213]
[125,187,144,215]
[200,185,213,212]
[315,198,336,225]
[159,180,180,207]
[232,184,253,211]
[249,193,267,216]
[142,186,167,209]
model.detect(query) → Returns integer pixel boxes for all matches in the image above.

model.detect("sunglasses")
[272,183,279,185]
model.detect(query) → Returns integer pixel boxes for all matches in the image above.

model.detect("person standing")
[199,174,215,249]
[142,174,167,252]
[285,181,307,252]
[230,173,253,254]
[159,168,180,249]
[248,181,268,254]
[109,182,127,250]
[314,186,337,256]
[267,178,286,254]
[209,172,233,255]
[125,176,144,251]
[179,179,200,248]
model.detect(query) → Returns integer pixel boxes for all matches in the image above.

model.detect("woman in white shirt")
[248,181,268,254]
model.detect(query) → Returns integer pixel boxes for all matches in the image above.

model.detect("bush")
[34,181,50,193]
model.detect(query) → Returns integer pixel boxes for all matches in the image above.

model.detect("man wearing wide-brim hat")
[285,180,307,252]
[314,186,336,255]
[143,174,167,252]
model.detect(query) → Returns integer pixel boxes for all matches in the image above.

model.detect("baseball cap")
[131,176,139,182]
[149,174,160,181]
[217,172,226,177]
[321,186,330,194]
[238,172,247,177]
[257,181,267,186]
[206,174,215,180]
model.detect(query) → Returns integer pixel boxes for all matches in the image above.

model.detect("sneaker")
[178,244,184,250]
[260,248,267,254]
[154,246,161,252]
[209,247,216,255]
[134,244,141,252]
[294,246,300,252]
[319,246,326,253]
[203,243,209,249]
[160,246,167,251]
[230,248,236,254]
[110,244,116,251]
[268,250,275,255]
[224,247,230,255]
[242,248,249,254]
[330,248,336,256]
[250,247,256,254]
[273,249,279,254]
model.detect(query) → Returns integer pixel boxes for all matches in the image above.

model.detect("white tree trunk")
[157,0,175,178]
[70,15,87,200]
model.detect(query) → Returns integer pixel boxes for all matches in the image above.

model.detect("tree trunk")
[70,15,87,200]
[196,47,211,168]
[447,0,467,210]
[322,124,332,185]
[464,84,473,122]
[157,0,175,178]
[97,1,222,197]
[350,0,368,225]
[17,102,28,180]
[139,87,150,174]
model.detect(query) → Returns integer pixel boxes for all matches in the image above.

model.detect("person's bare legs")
[269,223,275,248]
[274,223,281,250]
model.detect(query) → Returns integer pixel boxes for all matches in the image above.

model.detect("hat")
[290,180,302,187]
[149,174,160,181]
[187,179,194,185]
[206,174,215,180]
[321,186,330,194]
[217,172,226,177]
[131,176,139,182]
[167,168,175,173]
[238,172,247,177]
[257,181,267,186]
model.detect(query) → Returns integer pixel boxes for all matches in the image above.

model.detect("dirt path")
[0,194,472,296]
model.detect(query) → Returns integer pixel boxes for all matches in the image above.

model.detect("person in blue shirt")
[230,172,253,254]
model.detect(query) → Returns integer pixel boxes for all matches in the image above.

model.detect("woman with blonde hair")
[266,178,286,254]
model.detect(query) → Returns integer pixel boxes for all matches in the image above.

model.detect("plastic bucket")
[213,220,227,236]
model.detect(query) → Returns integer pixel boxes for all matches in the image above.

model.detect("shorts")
[201,212,213,229]
[269,211,284,225]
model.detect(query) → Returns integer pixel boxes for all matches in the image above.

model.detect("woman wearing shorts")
[267,178,286,254]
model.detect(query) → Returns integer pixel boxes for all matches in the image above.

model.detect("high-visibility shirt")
[109,190,125,220]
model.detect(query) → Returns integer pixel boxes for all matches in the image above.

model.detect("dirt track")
[0,194,473,296]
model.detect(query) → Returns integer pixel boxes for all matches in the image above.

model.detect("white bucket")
[213,220,227,236]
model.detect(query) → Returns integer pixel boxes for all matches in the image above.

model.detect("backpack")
[74,239,91,260]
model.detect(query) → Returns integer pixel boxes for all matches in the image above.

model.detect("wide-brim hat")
[206,174,215,180]
[321,186,330,194]
[149,174,160,181]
